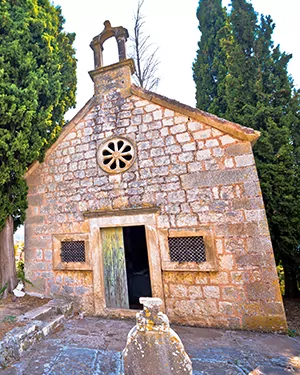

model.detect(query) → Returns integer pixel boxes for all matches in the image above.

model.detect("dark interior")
[123,226,152,309]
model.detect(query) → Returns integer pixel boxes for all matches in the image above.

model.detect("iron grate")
[61,240,86,263]
[168,236,206,263]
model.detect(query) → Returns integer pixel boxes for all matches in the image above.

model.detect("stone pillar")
[123,297,193,375]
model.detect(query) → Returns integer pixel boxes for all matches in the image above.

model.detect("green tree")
[0,0,76,296]
[193,0,227,116]
[194,0,300,297]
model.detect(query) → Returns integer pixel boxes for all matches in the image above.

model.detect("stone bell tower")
[89,21,135,99]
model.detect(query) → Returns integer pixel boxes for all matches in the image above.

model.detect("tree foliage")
[193,0,300,297]
[193,0,227,116]
[0,0,77,230]
[0,0,76,294]
[130,0,160,91]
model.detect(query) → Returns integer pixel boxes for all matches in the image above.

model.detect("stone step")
[41,315,65,337]
[17,305,53,322]
[46,299,73,317]
[0,299,73,370]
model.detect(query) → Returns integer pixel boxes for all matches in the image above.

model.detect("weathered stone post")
[123,297,193,375]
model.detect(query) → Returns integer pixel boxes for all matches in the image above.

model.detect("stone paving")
[0,317,299,375]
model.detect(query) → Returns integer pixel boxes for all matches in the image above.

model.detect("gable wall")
[24,91,286,330]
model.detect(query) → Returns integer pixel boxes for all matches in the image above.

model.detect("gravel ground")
[284,298,300,336]
[0,295,49,339]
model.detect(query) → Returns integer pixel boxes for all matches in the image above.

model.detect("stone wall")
[25,90,286,331]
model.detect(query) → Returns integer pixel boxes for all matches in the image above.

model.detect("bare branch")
[129,0,160,91]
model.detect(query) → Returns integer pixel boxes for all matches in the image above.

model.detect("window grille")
[61,241,86,263]
[168,236,206,263]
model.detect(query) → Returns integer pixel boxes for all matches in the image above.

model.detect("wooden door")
[101,227,129,309]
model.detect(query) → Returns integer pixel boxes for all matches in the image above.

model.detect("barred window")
[61,241,86,263]
[168,236,206,263]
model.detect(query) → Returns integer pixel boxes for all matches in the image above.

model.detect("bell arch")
[90,20,129,69]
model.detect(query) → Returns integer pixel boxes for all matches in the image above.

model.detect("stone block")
[219,255,234,270]
[224,158,234,168]
[170,124,186,134]
[203,286,220,298]
[188,285,203,299]
[212,147,224,157]
[245,222,270,237]
[196,149,211,161]
[243,181,261,197]
[153,109,162,120]
[188,121,203,132]
[134,99,148,107]
[181,166,257,189]
[176,133,191,143]
[210,272,229,284]
[176,213,198,227]
[225,142,252,156]
[245,282,281,302]
[174,115,188,124]
[188,162,204,173]
[169,284,188,298]
[25,215,45,225]
[242,315,287,332]
[154,156,170,167]
[205,139,219,148]
[247,236,273,254]
[235,154,254,167]
[182,143,196,152]
[245,209,266,222]
[194,300,218,315]
[132,107,144,115]
[194,129,211,140]
[162,118,174,126]
[235,254,265,268]
[219,301,234,315]
[26,236,51,249]
[25,277,46,294]
[215,223,246,237]
[220,135,236,145]
[27,195,43,207]
[164,109,174,117]
[204,159,219,170]
[222,286,246,302]
[232,198,263,210]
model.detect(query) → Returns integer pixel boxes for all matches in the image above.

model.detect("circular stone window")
[97,137,135,174]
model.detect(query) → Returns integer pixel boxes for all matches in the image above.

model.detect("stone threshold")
[0,299,73,369]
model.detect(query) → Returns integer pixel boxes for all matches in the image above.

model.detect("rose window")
[97,137,135,174]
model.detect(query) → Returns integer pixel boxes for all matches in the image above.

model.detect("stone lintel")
[83,206,159,219]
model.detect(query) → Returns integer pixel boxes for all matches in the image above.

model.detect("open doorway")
[101,225,152,310]
[123,226,152,309]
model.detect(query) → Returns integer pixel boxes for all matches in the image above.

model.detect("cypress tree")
[0,0,77,294]
[222,0,258,125]
[194,0,300,297]
[193,0,227,116]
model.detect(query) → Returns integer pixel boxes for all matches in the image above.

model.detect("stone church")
[24,21,287,331]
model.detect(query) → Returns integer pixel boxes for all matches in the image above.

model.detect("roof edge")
[131,85,260,145]
[25,97,96,179]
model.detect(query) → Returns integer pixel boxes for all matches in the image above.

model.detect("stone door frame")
[88,209,165,317]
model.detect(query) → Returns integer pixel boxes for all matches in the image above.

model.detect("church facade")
[24,22,286,331]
